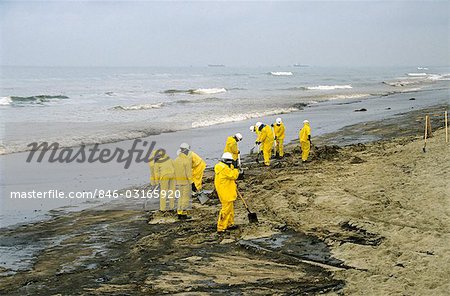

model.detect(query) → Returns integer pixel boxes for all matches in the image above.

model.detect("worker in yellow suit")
[256,123,275,166]
[273,117,285,158]
[177,143,206,192]
[223,133,243,166]
[191,152,206,192]
[153,149,176,211]
[174,145,192,220]
[299,120,312,162]
[215,152,240,233]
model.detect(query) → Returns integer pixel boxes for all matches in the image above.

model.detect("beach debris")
[291,102,309,110]
[312,145,341,161]
[354,108,367,112]
[350,156,366,164]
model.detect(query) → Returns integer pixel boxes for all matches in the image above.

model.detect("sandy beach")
[1,104,448,295]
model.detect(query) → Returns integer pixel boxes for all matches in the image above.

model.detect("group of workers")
[149,143,206,220]
[149,117,312,232]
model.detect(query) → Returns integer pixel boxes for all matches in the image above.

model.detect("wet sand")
[0,104,449,295]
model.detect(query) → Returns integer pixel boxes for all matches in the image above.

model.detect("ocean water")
[1,65,449,154]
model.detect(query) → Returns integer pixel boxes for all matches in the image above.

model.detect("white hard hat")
[249,126,255,132]
[221,152,233,160]
[255,122,263,128]
[180,143,190,150]
[303,120,309,124]
[235,133,243,141]
[276,118,282,124]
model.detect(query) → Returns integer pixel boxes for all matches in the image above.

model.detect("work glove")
[274,136,277,140]
[255,141,261,145]
[271,124,274,127]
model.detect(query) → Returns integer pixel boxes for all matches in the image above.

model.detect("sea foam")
[112,103,163,111]
[0,96,13,106]
[270,72,293,76]
[407,73,428,77]
[192,107,299,128]
[190,88,227,95]
[306,85,353,90]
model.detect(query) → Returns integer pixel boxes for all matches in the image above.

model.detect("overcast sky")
[0,1,448,67]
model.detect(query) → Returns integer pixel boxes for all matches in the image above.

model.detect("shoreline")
[0,103,448,295]
[1,97,448,229]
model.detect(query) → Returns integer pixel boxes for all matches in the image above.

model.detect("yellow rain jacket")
[173,153,192,185]
[273,123,286,157]
[153,153,176,211]
[214,161,239,232]
[174,152,192,215]
[224,136,239,160]
[189,151,206,191]
[299,122,311,161]
[273,123,285,140]
[257,125,275,166]
[154,155,175,181]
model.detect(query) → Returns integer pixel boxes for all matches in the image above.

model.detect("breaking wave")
[270,71,293,76]
[176,97,221,104]
[0,96,13,106]
[407,73,427,77]
[306,85,353,90]
[0,95,69,106]
[112,103,164,111]
[326,94,370,100]
[192,107,301,128]
[190,88,227,95]
[163,88,227,95]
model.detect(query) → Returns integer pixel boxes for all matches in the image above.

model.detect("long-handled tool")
[237,152,242,168]
[237,190,258,223]
[423,115,428,153]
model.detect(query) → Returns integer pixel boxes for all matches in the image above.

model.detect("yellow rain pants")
[273,123,285,157]
[154,154,176,211]
[214,161,239,232]
[173,153,192,215]
[257,125,275,166]
[299,122,311,161]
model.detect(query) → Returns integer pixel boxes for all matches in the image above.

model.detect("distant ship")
[293,64,309,67]
[208,64,225,67]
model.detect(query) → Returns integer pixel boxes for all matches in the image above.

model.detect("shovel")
[237,190,258,223]
[196,190,211,205]
[250,143,260,155]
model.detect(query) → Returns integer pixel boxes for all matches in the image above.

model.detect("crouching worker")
[174,145,193,220]
[215,152,240,233]
[189,149,206,192]
[153,149,176,212]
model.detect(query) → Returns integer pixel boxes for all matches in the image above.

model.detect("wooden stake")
[427,115,433,138]
[423,115,428,152]
[445,111,448,143]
